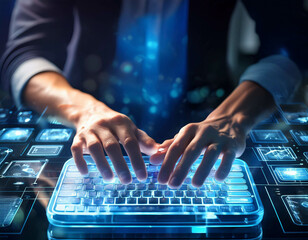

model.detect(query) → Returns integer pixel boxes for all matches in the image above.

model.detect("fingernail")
[158,148,166,152]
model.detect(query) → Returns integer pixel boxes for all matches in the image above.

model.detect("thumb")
[136,129,160,155]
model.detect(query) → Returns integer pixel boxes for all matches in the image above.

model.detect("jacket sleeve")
[240,0,307,104]
[0,0,74,106]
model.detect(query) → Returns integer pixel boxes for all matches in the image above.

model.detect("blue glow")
[36,128,73,142]
[27,145,63,156]
[283,195,308,226]
[47,156,264,228]
[17,111,33,123]
[256,147,296,161]
[275,167,308,181]
[250,130,288,143]
[279,48,289,57]
[0,128,33,142]
[2,160,48,178]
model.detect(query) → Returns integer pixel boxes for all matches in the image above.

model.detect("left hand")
[151,115,247,188]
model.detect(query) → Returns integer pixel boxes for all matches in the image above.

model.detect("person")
[0,0,306,188]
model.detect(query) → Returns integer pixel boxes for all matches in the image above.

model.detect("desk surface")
[0,103,308,240]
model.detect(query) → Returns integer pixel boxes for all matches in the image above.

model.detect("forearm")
[207,81,276,134]
[23,72,111,125]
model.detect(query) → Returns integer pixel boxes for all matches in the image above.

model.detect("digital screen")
[283,195,308,226]
[250,130,288,143]
[36,129,73,142]
[0,147,12,166]
[0,197,23,227]
[2,160,48,178]
[290,130,308,146]
[27,145,63,156]
[0,128,33,142]
[275,167,308,182]
[256,147,296,161]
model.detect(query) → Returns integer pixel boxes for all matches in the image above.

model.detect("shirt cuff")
[11,57,61,107]
[239,55,302,105]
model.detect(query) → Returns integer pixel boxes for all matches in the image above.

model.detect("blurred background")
[0,0,307,104]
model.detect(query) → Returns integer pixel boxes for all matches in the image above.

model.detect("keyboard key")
[55,204,65,211]
[160,198,169,204]
[206,191,216,198]
[57,197,80,204]
[88,206,97,212]
[218,191,228,197]
[59,191,77,197]
[127,184,135,190]
[196,190,205,197]
[143,191,152,197]
[215,198,225,204]
[89,172,99,178]
[116,198,125,204]
[63,178,83,184]
[179,185,187,190]
[225,178,246,184]
[137,183,146,190]
[171,198,180,204]
[85,184,94,191]
[186,190,195,197]
[226,197,253,204]
[220,206,230,212]
[89,191,96,198]
[77,205,85,212]
[76,191,86,198]
[158,184,167,190]
[83,198,92,205]
[116,184,125,190]
[181,198,191,204]
[175,191,184,197]
[93,197,103,205]
[228,191,251,197]
[132,191,141,197]
[231,165,242,171]
[164,191,173,197]
[148,183,157,190]
[228,172,244,178]
[207,206,218,212]
[227,185,248,191]
[94,185,104,191]
[66,205,75,212]
[149,198,158,204]
[127,198,137,204]
[203,198,213,204]
[138,198,147,204]
[244,204,256,212]
[121,191,130,197]
[104,184,114,191]
[231,206,243,212]
[193,198,202,204]
[154,191,163,197]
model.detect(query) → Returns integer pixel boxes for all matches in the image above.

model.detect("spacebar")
[108,205,184,212]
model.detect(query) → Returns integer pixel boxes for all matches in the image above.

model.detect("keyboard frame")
[47,156,264,228]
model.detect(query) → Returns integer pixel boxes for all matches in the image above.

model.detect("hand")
[152,115,246,188]
[69,102,159,184]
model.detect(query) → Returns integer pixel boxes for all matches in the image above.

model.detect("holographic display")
[0,108,10,123]
[0,197,23,227]
[47,156,264,228]
[27,145,63,156]
[250,130,288,143]
[0,147,12,166]
[282,195,308,226]
[290,130,308,146]
[280,104,308,125]
[256,147,296,161]
[0,128,33,142]
[304,152,308,160]
[275,167,308,182]
[2,160,47,178]
[17,111,33,123]
[36,128,73,142]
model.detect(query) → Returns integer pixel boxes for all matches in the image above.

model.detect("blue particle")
[279,48,289,57]
[216,88,225,98]
[149,106,157,114]
[147,54,156,60]
[123,97,130,104]
[187,90,204,104]
[121,62,133,73]
[170,89,179,98]
[147,41,158,49]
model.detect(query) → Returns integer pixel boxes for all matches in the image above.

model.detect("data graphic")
[36,129,73,142]
[0,128,33,142]
[280,104,308,124]
[282,195,308,226]
[250,130,288,143]
[1,160,48,178]
[274,167,308,182]
[256,147,296,161]
[27,145,63,156]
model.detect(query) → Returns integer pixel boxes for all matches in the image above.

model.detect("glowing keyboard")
[47,156,264,227]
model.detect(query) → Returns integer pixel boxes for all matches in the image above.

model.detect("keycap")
[127,198,137,204]
[171,198,180,204]
[83,198,92,205]
[154,191,163,197]
[193,198,202,204]
[121,191,130,197]
[181,198,191,204]
[137,183,146,190]
[160,198,169,204]
[127,184,135,190]
[59,191,76,197]
[175,191,184,197]
[227,191,251,197]
[228,172,244,178]
[220,206,230,212]
[116,198,125,204]
[110,190,119,197]
[138,198,147,204]
[57,197,80,204]
[55,204,65,211]
[206,191,216,198]
[77,205,85,212]
[196,190,205,197]
[143,191,152,197]
[215,198,225,204]
[94,185,104,191]
[148,183,156,190]
[207,206,218,212]
[132,191,141,197]
[88,206,97,212]
[93,197,104,205]
[149,198,158,204]
[231,206,243,212]
[225,178,246,184]
[218,191,228,197]
[105,198,115,204]
[227,185,248,191]
[186,190,195,197]
[226,197,253,204]
[164,191,173,197]
[244,204,256,212]
[116,184,125,190]
[203,198,213,204]
[89,191,96,198]
[158,184,167,190]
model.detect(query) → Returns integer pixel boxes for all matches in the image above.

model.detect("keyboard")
[47,155,264,227]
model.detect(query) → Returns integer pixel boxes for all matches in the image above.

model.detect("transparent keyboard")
[47,156,264,226]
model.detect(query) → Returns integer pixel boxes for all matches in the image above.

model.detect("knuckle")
[111,114,130,125]
[104,141,118,152]
[208,144,219,152]
[71,144,80,153]
[87,141,101,151]
[123,137,138,148]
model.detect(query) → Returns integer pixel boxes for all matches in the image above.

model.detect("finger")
[85,132,114,181]
[158,132,193,184]
[192,144,221,187]
[71,136,88,175]
[150,139,174,165]
[168,138,206,188]
[136,129,160,155]
[215,150,236,181]
[98,130,132,184]
[117,128,147,181]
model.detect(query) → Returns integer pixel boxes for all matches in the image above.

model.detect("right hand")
[68,102,159,184]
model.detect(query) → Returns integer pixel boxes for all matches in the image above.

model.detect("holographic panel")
[282,195,308,226]
[250,130,288,143]
[0,197,23,227]
[256,147,296,161]
[27,145,63,156]
[2,160,48,178]
[280,104,308,125]
[0,147,12,165]
[258,114,278,125]
[275,167,308,182]
[17,110,33,123]
[304,152,308,160]
[290,130,308,146]
[0,128,33,142]
[36,128,73,142]
[0,108,10,123]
